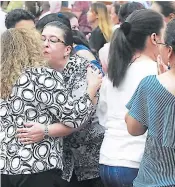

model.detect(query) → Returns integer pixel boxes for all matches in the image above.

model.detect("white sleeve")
[96,76,108,128]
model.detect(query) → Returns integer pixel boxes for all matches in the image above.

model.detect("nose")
[43,39,49,47]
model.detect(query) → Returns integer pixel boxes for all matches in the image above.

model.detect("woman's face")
[158,27,171,66]
[42,26,70,70]
[110,6,119,25]
[87,8,97,24]
[70,17,79,30]
[147,23,167,63]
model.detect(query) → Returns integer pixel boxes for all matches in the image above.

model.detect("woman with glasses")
[17,21,105,187]
[0,28,102,187]
[125,18,175,187]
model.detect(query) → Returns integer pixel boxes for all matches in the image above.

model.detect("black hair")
[5,9,35,29]
[44,21,73,46]
[113,2,121,15]
[108,9,164,87]
[72,30,89,48]
[165,19,175,52]
[155,1,175,17]
[58,12,77,20]
[36,13,71,32]
[119,2,145,23]
[24,1,42,18]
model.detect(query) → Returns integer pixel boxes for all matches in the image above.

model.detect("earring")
[168,61,171,70]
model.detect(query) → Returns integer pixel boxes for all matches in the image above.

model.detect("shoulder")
[91,27,103,37]
[17,67,64,86]
[137,75,157,92]
[134,60,158,74]
[70,54,90,68]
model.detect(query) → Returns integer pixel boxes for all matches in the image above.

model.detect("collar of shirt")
[62,54,88,81]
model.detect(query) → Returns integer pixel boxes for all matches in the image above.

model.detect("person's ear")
[64,45,72,58]
[150,33,157,45]
[167,46,173,63]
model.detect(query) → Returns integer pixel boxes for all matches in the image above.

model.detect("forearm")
[48,123,75,137]
[86,87,98,105]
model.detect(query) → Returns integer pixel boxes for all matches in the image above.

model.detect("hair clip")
[58,13,63,18]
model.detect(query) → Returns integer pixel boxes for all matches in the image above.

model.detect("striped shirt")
[126,75,175,187]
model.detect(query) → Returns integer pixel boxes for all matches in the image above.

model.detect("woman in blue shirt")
[125,19,175,187]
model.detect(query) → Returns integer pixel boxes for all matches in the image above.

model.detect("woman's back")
[0,66,96,174]
[126,74,175,186]
[0,67,65,174]
[97,57,158,167]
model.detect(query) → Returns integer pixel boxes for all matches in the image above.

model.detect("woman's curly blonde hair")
[1,28,47,99]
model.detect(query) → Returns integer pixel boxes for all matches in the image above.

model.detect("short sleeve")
[126,78,148,127]
[96,77,108,128]
[14,67,95,128]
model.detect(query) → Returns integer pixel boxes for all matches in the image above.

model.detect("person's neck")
[134,50,157,62]
[41,9,50,15]
[55,58,69,72]
[170,67,175,76]
[90,20,98,30]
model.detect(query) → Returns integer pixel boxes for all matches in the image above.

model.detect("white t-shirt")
[97,57,158,168]
[0,9,6,34]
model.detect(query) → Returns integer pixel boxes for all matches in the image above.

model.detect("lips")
[43,51,49,55]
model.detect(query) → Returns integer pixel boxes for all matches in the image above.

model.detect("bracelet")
[44,124,49,139]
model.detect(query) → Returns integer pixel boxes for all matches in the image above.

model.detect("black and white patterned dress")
[0,67,94,175]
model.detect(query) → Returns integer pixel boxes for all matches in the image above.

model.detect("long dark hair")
[72,30,90,49]
[72,30,98,59]
[108,9,164,87]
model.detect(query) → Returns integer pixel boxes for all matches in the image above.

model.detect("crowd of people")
[0,1,175,187]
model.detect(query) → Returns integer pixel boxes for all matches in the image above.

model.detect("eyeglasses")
[156,41,168,47]
[41,35,66,45]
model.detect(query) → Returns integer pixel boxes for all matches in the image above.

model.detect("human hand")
[86,66,103,98]
[157,55,168,74]
[16,123,45,144]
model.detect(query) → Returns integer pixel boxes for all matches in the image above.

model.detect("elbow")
[125,113,146,136]
[127,126,144,136]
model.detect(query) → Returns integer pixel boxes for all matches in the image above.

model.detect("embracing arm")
[17,67,102,144]
[35,67,101,128]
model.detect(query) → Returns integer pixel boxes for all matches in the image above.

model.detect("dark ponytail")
[72,30,99,59]
[108,26,134,87]
[108,9,163,88]
[72,30,90,49]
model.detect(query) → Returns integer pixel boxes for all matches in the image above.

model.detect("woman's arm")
[125,77,149,136]
[125,113,147,136]
[17,122,76,144]
[34,67,102,128]
[16,67,102,144]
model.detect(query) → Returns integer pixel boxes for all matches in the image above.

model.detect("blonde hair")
[91,2,112,42]
[1,28,47,99]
